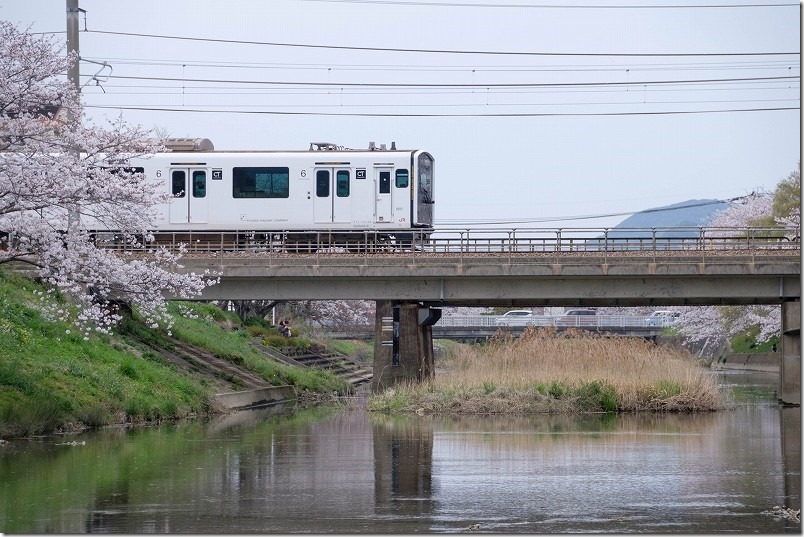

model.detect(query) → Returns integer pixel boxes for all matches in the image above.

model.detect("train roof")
[159,139,418,153]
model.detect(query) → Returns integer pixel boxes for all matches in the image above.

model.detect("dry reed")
[368,327,726,414]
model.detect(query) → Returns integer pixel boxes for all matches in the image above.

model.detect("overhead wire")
[96,73,798,88]
[84,104,798,116]
[291,0,800,8]
[72,21,799,117]
[84,29,799,57]
[81,55,797,73]
[434,195,763,225]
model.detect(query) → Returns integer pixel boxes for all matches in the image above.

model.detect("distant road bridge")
[327,315,672,341]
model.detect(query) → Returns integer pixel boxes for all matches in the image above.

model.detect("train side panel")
[128,149,433,234]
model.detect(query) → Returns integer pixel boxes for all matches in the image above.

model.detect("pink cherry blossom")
[0,21,217,334]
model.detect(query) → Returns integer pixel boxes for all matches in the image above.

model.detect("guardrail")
[324,315,674,340]
[437,315,677,329]
[84,226,800,258]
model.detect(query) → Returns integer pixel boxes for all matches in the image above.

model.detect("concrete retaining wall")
[214,385,297,410]
[716,353,780,373]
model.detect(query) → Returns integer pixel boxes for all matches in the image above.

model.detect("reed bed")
[368,327,726,414]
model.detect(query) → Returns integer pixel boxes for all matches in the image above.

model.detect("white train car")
[124,140,434,248]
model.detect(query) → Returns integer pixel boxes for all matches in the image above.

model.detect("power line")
[101,73,798,88]
[82,83,800,97]
[293,0,800,8]
[85,104,798,117]
[81,98,801,107]
[435,198,745,226]
[82,55,798,73]
[85,29,800,57]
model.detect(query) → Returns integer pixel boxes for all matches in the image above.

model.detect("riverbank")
[368,327,726,414]
[0,271,350,438]
[715,352,780,373]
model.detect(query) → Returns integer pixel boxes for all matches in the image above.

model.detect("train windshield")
[416,152,434,227]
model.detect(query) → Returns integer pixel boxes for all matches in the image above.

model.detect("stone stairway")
[252,341,373,388]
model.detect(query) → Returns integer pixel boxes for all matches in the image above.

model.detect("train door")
[169,168,208,224]
[375,167,393,223]
[314,167,351,224]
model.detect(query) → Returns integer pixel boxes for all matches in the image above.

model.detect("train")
[106,139,435,250]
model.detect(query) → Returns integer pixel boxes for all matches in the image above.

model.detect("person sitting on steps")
[278,319,292,337]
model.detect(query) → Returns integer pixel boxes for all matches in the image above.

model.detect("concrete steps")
[252,341,373,388]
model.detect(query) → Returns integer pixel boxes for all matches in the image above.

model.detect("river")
[0,371,799,533]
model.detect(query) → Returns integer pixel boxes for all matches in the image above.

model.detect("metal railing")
[87,226,800,258]
[437,314,676,329]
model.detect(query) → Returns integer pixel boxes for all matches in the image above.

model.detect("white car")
[647,311,680,326]
[495,310,534,326]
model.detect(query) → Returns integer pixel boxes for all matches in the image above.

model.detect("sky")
[2,0,800,229]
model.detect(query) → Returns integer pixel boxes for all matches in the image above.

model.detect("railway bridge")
[144,227,800,403]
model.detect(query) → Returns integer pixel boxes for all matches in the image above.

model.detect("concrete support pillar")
[372,301,436,393]
[779,300,801,406]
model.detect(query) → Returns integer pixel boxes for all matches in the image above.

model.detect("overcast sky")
[3,0,800,228]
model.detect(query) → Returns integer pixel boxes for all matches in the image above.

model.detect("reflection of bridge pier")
[372,415,435,517]
[780,406,801,510]
[780,300,801,405]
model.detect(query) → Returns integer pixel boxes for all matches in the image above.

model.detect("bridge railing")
[85,226,800,257]
[427,227,800,254]
[438,315,676,328]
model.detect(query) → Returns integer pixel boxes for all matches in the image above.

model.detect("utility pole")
[66,0,80,94]
[66,0,81,233]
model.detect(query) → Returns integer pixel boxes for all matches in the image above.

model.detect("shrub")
[368,328,724,414]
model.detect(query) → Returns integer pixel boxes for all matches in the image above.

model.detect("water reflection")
[0,373,799,533]
[373,414,435,519]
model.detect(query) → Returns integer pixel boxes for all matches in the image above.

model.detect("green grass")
[730,329,780,353]
[0,270,349,438]
[328,339,373,363]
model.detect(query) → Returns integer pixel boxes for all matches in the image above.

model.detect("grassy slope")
[0,271,348,438]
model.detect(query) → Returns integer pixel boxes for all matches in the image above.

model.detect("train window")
[395,169,409,188]
[316,170,330,197]
[336,170,350,197]
[192,171,206,198]
[379,171,390,194]
[418,153,433,189]
[171,171,185,198]
[102,166,145,177]
[233,167,289,198]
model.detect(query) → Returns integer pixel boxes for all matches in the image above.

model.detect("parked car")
[647,310,680,326]
[495,310,534,326]
[555,309,597,327]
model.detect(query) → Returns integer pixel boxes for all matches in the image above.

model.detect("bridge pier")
[372,301,440,393]
[780,300,801,406]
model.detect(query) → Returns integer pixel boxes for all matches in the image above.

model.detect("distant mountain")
[607,199,729,238]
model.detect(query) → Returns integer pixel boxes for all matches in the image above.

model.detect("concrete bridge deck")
[130,225,799,306]
[177,249,800,306]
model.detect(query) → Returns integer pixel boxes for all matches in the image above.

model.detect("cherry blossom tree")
[0,21,216,337]
[285,300,375,330]
[772,165,801,236]
[674,166,800,353]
